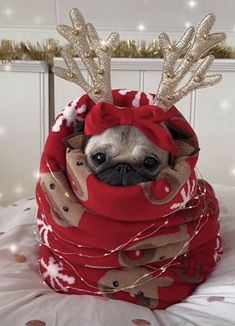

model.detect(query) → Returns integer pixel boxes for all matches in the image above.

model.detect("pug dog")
[85,125,169,186]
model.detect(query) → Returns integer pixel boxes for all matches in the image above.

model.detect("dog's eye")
[143,156,159,169]
[92,152,106,165]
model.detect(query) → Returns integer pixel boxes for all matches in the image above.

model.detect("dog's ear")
[64,134,87,150]
[63,121,87,151]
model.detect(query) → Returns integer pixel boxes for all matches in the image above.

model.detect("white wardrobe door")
[54,73,88,117]
[0,63,48,205]
[194,72,235,186]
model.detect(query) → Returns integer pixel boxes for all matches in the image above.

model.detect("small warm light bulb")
[187,0,197,8]
[64,192,70,198]
[34,16,42,24]
[220,99,231,110]
[33,171,40,179]
[4,8,13,17]
[0,192,3,199]
[138,23,146,31]
[9,244,17,253]
[14,185,24,194]
[184,22,191,28]
[231,168,235,176]
[0,126,6,136]
[4,64,12,72]
[100,40,106,46]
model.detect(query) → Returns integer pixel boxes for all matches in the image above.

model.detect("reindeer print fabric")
[36,90,221,309]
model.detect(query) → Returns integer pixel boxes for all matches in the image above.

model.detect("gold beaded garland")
[0,38,233,67]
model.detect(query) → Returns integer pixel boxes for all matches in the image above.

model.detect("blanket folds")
[36,90,221,309]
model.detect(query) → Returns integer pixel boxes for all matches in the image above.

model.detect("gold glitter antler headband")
[52,8,119,103]
[153,14,226,111]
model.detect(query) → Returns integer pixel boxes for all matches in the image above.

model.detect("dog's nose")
[114,164,133,175]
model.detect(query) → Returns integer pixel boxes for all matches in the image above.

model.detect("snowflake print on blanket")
[118,89,132,96]
[145,92,154,104]
[132,91,141,107]
[37,217,52,246]
[52,98,87,132]
[118,90,154,107]
[40,256,75,292]
[170,178,196,211]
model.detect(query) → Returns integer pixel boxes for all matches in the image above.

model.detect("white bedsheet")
[0,185,235,326]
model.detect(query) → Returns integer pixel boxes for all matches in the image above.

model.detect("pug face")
[85,125,169,186]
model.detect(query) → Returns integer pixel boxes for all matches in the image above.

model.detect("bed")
[0,183,234,326]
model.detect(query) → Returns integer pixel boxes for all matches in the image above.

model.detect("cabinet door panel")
[111,70,140,90]
[0,69,48,205]
[54,72,88,117]
[195,75,235,185]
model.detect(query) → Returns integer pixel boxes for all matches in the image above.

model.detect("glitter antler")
[154,14,226,111]
[52,8,119,103]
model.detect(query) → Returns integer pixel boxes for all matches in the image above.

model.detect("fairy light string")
[35,172,217,296]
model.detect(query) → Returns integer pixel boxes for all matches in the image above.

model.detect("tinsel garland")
[0,38,234,65]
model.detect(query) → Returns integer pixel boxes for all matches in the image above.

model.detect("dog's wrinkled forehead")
[85,125,169,160]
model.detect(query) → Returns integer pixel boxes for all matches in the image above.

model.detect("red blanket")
[36,90,221,309]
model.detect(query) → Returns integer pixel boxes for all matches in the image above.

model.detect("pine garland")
[0,38,234,65]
